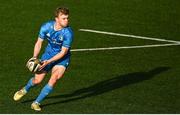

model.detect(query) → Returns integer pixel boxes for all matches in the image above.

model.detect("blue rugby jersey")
[38,20,73,57]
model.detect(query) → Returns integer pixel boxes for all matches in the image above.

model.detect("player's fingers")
[39,61,48,70]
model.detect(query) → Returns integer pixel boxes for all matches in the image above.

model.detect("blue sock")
[25,77,35,92]
[35,84,53,103]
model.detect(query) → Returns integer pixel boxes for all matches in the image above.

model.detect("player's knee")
[49,77,58,86]
[49,78,57,84]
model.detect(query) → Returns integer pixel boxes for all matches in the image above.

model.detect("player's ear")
[55,17,58,21]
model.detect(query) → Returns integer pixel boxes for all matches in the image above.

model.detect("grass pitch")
[0,0,179,113]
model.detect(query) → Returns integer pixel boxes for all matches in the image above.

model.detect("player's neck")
[54,22,63,31]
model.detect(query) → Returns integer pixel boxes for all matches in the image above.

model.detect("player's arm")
[39,46,69,70]
[33,38,44,58]
[33,21,48,58]
[28,22,47,64]
[49,46,69,63]
[27,38,44,64]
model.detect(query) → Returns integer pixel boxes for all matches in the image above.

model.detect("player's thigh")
[48,65,66,86]
[34,71,47,84]
[51,65,66,79]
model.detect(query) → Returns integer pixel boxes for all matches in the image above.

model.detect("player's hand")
[39,60,50,71]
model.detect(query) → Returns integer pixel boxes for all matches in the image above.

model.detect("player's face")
[56,13,69,28]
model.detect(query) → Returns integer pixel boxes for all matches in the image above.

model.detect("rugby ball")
[26,58,41,73]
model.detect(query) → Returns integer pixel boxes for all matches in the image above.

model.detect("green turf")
[0,0,179,113]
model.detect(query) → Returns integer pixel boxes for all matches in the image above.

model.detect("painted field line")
[79,29,180,44]
[71,43,180,52]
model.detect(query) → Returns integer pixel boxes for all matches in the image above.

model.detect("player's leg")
[48,65,66,86]
[31,65,66,111]
[25,71,47,91]
[13,72,47,101]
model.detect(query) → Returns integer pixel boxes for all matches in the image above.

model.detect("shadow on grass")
[22,66,170,108]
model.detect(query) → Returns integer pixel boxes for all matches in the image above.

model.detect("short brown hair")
[55,7,69,17]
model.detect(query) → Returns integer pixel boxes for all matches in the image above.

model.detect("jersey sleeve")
[62,30,73,48]
[38,23,48,40]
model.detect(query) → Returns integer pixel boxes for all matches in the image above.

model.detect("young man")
[13,7,73,111]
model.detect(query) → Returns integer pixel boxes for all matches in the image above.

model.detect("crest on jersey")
[59,35,63,41]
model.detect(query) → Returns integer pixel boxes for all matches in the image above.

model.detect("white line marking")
[71,43,180,52]
[79,29,180,44]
